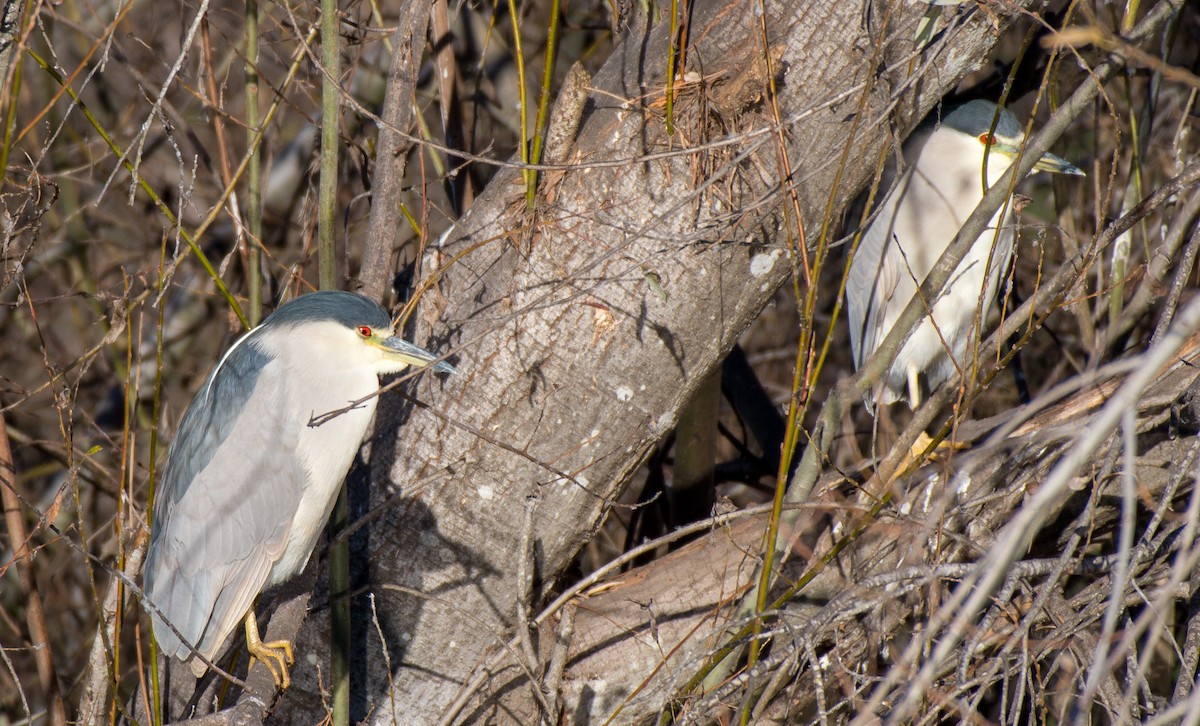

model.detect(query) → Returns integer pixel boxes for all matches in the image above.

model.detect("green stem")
[665,0,678,136]
[0,53,22,188]
[319,0,339,293]
[526,0,560,208]
[148,235,168,726]
[246,0,262,326]
[507,0,531,198]
[320,1,349,724]
[0,0,29,188]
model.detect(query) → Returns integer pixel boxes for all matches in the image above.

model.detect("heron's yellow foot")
[244,610,295,689]
[907,431,969,466]
[883,433,931,484]
[909,431,937,462]
[886,432,970,484]
[914,432,969,459]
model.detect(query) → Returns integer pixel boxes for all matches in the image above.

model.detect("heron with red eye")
[846,99,1085,449]
[143,290,455,693]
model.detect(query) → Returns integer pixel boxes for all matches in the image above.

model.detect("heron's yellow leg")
[902,365,935,463]
[885,431,945,484]
[244,610,295,689]
[906,364,923,411]
[909,431,936,460]
[898,365,964,470]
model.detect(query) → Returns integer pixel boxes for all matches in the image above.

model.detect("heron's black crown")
[943,99,1022,140]
[264,290,392,332]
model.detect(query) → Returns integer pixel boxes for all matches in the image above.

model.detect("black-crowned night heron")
[847,99,1083,413]
[144,291,454,687]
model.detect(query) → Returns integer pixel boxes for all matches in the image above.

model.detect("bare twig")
[863,295,1200,723]
[516,494,553,720]
[1151,198,1200,345]
[0,402,66,725]
[77,530,148,723]
[540,602,574,726]
[359,0,429,302]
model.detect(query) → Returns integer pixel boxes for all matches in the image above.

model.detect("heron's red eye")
[978,133,996,145]
[357,325,372,338]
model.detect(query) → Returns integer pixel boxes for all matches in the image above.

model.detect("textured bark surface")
[266,0,1035,721]
[486,516,774,723]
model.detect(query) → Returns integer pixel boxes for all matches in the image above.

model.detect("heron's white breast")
[258,324,384,585]
[877,129,1018,398]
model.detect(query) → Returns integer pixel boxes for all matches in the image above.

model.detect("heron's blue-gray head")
[259,291,455,375]
[943,99,1084,176]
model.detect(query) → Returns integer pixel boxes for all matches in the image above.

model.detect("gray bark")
[358,0,430,302]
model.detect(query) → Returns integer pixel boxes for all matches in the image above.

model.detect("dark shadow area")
[344,375,500,718]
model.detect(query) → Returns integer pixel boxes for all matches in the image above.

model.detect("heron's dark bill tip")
[382,337,456,374]
[1036,151,1085,177]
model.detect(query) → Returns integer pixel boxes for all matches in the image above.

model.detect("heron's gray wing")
[151,333,271,521]
[846,191,903,370]
[144,357,304,662]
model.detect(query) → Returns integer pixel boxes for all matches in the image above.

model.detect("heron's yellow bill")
[380,336,456,373]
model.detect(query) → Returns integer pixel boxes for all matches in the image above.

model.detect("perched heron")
[144,291,454,687]
[846,99,1083,412]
